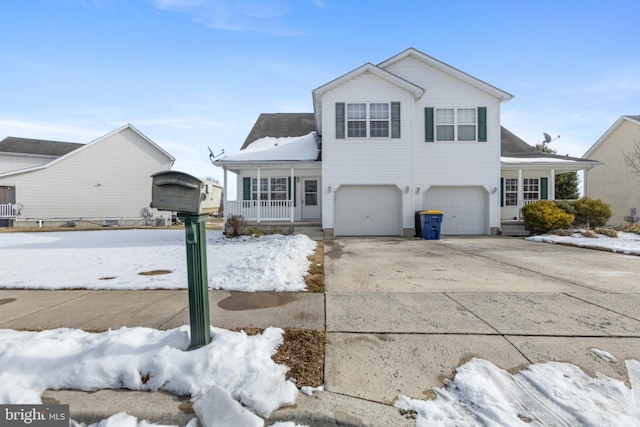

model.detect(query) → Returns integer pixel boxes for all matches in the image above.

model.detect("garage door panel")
[335,186,402,236]
[424,187,487,235]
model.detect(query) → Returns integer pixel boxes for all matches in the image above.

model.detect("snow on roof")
[501,156,578,164]
[220,132,318,162]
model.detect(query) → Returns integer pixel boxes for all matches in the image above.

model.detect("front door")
[302,179,321,219]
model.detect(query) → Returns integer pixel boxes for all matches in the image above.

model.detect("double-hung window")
[435,108,476,141]
[337,102,400,138]
[426,107,486,142]
[504,179,518,206]
[523,178,539,201]
[251,178,288,201]
[347,103,367,137]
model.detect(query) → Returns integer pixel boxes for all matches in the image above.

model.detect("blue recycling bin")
[420,210,444,240]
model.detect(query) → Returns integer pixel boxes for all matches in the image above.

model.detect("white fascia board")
[379,47,514,102]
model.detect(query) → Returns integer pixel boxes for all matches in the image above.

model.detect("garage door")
[424,186,487,235]
[335,185,402,236]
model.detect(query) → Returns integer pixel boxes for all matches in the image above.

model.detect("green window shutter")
[478,107,487,142]
[336,103,345,139]
[425,107,434,142]
[391,102,401,138]
[500,177,504,207]
[540,178,548,200]
[243,177,251,201]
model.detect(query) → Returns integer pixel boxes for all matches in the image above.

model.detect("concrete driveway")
[324,236,640,405]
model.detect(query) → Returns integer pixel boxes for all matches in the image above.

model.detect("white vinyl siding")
[0,127,173,221]
[321,53,503,235]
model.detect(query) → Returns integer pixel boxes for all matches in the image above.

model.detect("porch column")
[550,169,555,200]
[290,167,295,223]
[517,169,523,220]
[223,168,228,228]
[583,168,588,196]
[257,167,261,224]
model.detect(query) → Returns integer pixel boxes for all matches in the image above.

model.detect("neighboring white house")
[0,124,175,228]
[584,115,640,226]
[214,48,600,237]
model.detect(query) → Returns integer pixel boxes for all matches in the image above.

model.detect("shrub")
[521,200,575,234]
[246,226,266,236]
[621,223,640,235]
[224,214,247,238]
[595,227,618,238]
[554,200,576,215]
[571,197,612,228]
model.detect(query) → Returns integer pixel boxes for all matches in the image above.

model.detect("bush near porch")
[523,197,613,234]
[522,200,574,234]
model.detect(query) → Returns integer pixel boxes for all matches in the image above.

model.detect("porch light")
[491,186,497,194]
[405,186,410,193]
[327,186,332,193]
[415,187,420,194]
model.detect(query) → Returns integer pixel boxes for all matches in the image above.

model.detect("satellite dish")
[543,133,552,143]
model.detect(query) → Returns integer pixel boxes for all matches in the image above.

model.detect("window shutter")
[478,107,487,142]
[391,102,401,138]
[243,177,251,201]
[336,103,345,139]
[500,177,504,207]
[425,107,434,142]
[540,178,548,200]
[288,177,297,207]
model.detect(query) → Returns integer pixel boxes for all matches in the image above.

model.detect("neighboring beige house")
[584,115,640,226]
[0,124,175,228]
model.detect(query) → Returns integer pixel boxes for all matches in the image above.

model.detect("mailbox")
[151,171,217,215]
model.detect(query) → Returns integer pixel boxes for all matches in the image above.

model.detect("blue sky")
[1,0,639,182]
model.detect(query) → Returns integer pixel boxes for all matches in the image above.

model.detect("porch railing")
[0,204,16,218]
[224,200,293,222]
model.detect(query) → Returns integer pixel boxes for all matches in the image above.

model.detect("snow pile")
[0,230,316,291]
[527,231,640,256]
[396,357,640,426]
[0,326,298,423]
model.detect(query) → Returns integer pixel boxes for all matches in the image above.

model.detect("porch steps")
[293,224,324,241]
[500,221,530,237]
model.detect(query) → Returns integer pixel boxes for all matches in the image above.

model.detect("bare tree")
[624,139,640,176]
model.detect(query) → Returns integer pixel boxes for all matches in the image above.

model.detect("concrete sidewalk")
[2,236,640,426]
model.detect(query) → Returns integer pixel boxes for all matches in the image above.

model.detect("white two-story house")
[214,48,599,237]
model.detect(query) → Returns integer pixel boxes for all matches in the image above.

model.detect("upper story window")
[425,107,487,142]
[336,102,400,139]
[435,108,477,141]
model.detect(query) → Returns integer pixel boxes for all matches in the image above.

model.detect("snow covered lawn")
[0,229,317,291]
[526,230,640,256]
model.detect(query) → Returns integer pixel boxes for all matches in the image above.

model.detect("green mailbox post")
[151,171,218,349]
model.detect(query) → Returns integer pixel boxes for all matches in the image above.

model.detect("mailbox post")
[151,171,216,349]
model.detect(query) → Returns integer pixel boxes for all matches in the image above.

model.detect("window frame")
[523,178,540,201]
[251,177,288,201]
[504,178,518,206]
[344,102,392,139]
[434,107,478,142]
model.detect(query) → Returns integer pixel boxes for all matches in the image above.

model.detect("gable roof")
[241,113,316,149]
[378,48,513,102]
[584,115,640,158]
[312,62,425,135]
[0,124,175,178]
[0,137,84,157]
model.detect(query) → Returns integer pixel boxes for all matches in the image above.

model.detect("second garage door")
[335,185,402,236]
[424,186,487,235]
